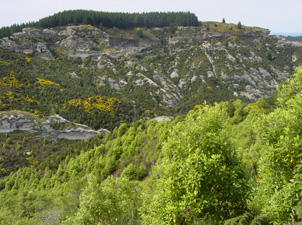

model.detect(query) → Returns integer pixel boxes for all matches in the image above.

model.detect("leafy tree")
[6,137,12,145]
[64,175,141,224]
[141,104,250,224]
[251,68,302,223]
[266,52,273,61]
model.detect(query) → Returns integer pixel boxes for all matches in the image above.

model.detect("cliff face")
[0,24,271,60]
[0,113,109,140]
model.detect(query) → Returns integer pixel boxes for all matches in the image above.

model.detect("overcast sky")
[0,0,301,36]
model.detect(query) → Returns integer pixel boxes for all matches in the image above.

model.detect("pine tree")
[237,21,242,29]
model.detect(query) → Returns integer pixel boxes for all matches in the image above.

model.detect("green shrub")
[6,138,12,145]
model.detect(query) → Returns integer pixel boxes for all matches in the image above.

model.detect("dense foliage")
[0,10,199,38]
[1,68,302,224]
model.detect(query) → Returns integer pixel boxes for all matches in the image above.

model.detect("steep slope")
[2,68,302,224]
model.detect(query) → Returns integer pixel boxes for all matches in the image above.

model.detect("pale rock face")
[127,71,134,76]
[60,35,97,49]
[153,74,161,80]
[1,37,16,47]
[200,75,206,82]
[207,71,215,78]
[168,27,270,44]
[240,85,267,100]
[16,28,57,40]
[153,116,172,122]
[69,71,80,78]
[119,79,128,88]
[292,54,297,62]
[0,28,56,59]
[178,78,187,88]
[258,67,271,78]
[191,75,197,83]
[0,114,39,133]
[134,79,144,86]
[227,53,236,62]
[108,78,121,91]
[221,72,228,80]
[161,93,178,107]
[99,76,107,86]
[0,114,109,140]
[135,73,158,87]
[36,42,54,60]
[170,70,179,78]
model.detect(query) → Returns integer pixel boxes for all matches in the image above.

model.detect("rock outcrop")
[0,114,39,133]
[0,28,56,60]
[0,113,109,140]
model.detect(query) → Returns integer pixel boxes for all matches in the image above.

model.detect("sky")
[0,0,301,36]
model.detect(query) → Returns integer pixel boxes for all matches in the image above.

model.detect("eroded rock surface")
[0,114,109,140]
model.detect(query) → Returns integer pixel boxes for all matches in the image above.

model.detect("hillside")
[1,10,302,224]
[1,15,302,130]
[1,68,302,224]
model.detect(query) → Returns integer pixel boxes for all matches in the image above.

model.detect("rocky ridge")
[1,23,302,108]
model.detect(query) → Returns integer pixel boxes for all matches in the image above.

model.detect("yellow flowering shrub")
[5,91,14,99]
[0,75,20,88]
[134,27,143,31]
[68,99,82,107]
[193,104,204,110]
[68,96,121,114]
[229,36,238,42]
[250,104,259,110]
[36,78,59,86]
[55,48,62,54]
[261,108,267,114]
[145,110,154,116]
[22,96,41,105]
[0,61,10,66]
[26,157,36,165]
[25,56,32,62]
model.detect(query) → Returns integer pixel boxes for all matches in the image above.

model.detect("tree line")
[0,10,199,38]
